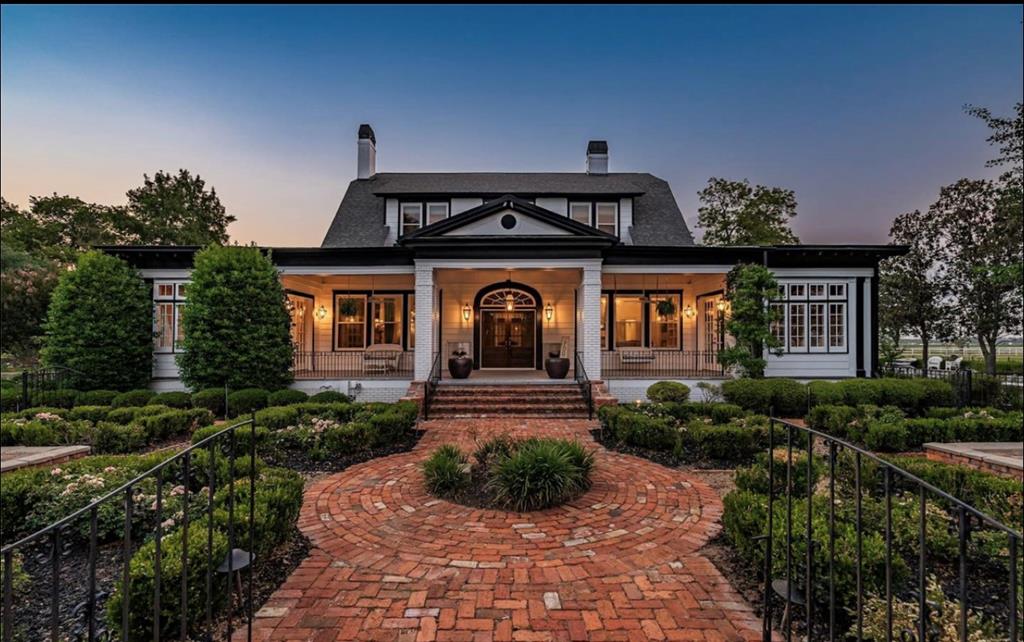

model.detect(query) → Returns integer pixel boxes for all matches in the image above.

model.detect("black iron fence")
[1,417,259,642]
[17,367,87,411]
[292,350,413,380]
[880,365,1024,409]
[600,350,725,379]
[574,351,594,420]
[760,416,1021,642]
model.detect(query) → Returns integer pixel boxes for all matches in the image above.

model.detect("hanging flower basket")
[655,298,677,317]
[338,297,360,317]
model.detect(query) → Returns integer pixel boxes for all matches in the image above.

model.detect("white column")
[414,264,435,381]
[580,263,602,380]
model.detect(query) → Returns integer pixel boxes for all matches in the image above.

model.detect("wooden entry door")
[481,311,536,368]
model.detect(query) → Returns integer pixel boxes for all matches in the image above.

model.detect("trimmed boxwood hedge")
[646,381,690,403]
[723,377,955,417]
[111,389,155,408]
[76,389,119,406]
[308,390,351,404]
[190,388,226,416]
[148,391,191,408]
[226,388,269,416]
[268,389,308,406]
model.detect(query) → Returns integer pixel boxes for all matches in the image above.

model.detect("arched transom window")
[480,288,536,310]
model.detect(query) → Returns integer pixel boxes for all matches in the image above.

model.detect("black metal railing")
[600,350,725,379]
[879,365,1023,409]
[292,350,413,380]
[422,351,441,419]
[18,366,88,410]
[760,415,1021,641]
[574,351,594,420]
[1,417,259,642]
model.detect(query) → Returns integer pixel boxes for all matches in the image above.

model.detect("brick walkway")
[247,419,764,641]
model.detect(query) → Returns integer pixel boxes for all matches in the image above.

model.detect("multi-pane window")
[154,281,187,353]
[789,304,806,349]
[650,295,680,349]
[401,203,423,236]
[371,296,403,346]
[829,303,846,349]
[595,203,618,235]
[614,296,643,348]
[569,202,591,225]
[426,202,449,225]
[335,295,367,349]
[772,282,849,353]
[809,303,826,349]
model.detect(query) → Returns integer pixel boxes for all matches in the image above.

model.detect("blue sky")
[2,5,1021,245]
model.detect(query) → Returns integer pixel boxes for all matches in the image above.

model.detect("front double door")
[481,310,535,368]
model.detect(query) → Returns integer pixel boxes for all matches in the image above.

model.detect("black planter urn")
[448,356,473,379]
[545,357,570,379]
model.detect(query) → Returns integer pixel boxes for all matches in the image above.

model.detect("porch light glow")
[315,305,327,320]
[505,292,515,311]
[716,299,727,312]
[545,302,553,321]
[462,303,471,321]
[684,305,695,318]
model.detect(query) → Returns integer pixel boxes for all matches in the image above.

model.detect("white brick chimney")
[357,124,376,179]
[586,140,608,174]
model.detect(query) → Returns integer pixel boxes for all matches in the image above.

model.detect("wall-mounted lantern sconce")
[315,305,328,320]
[684,305,695,319]
[716,299,727,312]
[545,302,554,321]
[462,303,471,321]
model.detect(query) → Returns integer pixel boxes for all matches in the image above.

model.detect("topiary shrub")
[423,445,470,497]
[32,389,80,408]
[111,389,155,408]
[308,390,351,404]
[135,408,214,441]
[148,391,191,408]
[105,406,144,424]
[863,421,909,452]
[646,381,691,403]
[322,422,369,455]
[176,245,293,391]
[91,422,148,454]
[40,251,153,390]
[721,378,775,415]
[212,468,304,555]
[613,412,677,451]
[190,388,226,417]
[76,389,119,406]
[267,389,308,406]
[487,439,594,511]
[294,401,358,423]
[66,405,113,423]
[807,380,844,407]
[226,388,269,417]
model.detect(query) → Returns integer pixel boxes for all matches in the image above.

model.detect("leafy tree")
[928,179,1023,375]
[0,248,61,358]
[40,251,153,390]
[697,178,800,245]
[878,209,953,370]
[718,264,783,378]
[177,246,293,390]
[1,195,132,264]
[126,170,234,245]
[965,102,1023,184]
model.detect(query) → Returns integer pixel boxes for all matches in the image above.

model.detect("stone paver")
[246,418,765,641]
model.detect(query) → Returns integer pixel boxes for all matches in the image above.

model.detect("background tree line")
[1,169,234,362]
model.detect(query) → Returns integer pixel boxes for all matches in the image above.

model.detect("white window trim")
[153,280,188,353]
[425,202,449,226]
[829,302,848,350]
[370,295,405,346]
[568,201,592,226]
[595,202,618,236]
[808,302,827,352]
[773,281,850,354]
[400,203,423,236]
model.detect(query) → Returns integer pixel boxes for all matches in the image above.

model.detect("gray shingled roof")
[320,172,694,247]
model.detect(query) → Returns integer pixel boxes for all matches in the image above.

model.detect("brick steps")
[427,384,591,418]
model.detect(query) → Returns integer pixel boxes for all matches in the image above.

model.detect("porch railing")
[422,351,441,419]
[292,350,413,380]
[760,415,1021,641]
[1,417,259,642]
[600,350,724,379]
[574,351,594,420]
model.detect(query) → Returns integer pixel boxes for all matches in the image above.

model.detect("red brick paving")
[246,419,765,641]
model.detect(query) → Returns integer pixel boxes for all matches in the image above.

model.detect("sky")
[2,5,1021,246]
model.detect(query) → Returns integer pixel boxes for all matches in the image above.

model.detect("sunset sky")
[2,4,1021,246]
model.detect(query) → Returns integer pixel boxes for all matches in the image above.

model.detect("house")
[106,125,902,406]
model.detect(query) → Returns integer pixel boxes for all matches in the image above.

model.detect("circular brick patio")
[249,419,764,641]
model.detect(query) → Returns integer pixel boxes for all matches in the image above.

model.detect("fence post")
[21,371,29,410]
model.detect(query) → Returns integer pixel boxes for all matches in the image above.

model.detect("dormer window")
[595,202,618,235]
[400,201,450,235]
[569,202,591,225]
[401,203,422,235]
[426,202,449,225]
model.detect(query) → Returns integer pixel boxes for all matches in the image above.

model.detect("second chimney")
[586,140,608,174]
[357,124,376,179]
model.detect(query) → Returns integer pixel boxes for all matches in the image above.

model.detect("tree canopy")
[696,178,800,245]
[126,170,234,246]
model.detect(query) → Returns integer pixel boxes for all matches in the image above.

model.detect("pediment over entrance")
[445,208,572,237]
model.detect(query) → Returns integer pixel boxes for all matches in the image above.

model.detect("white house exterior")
[107,125,900,403]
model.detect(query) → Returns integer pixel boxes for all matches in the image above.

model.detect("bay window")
[772,282,849,353]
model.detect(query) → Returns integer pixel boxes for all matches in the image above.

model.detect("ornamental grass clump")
[424,436,594,512]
